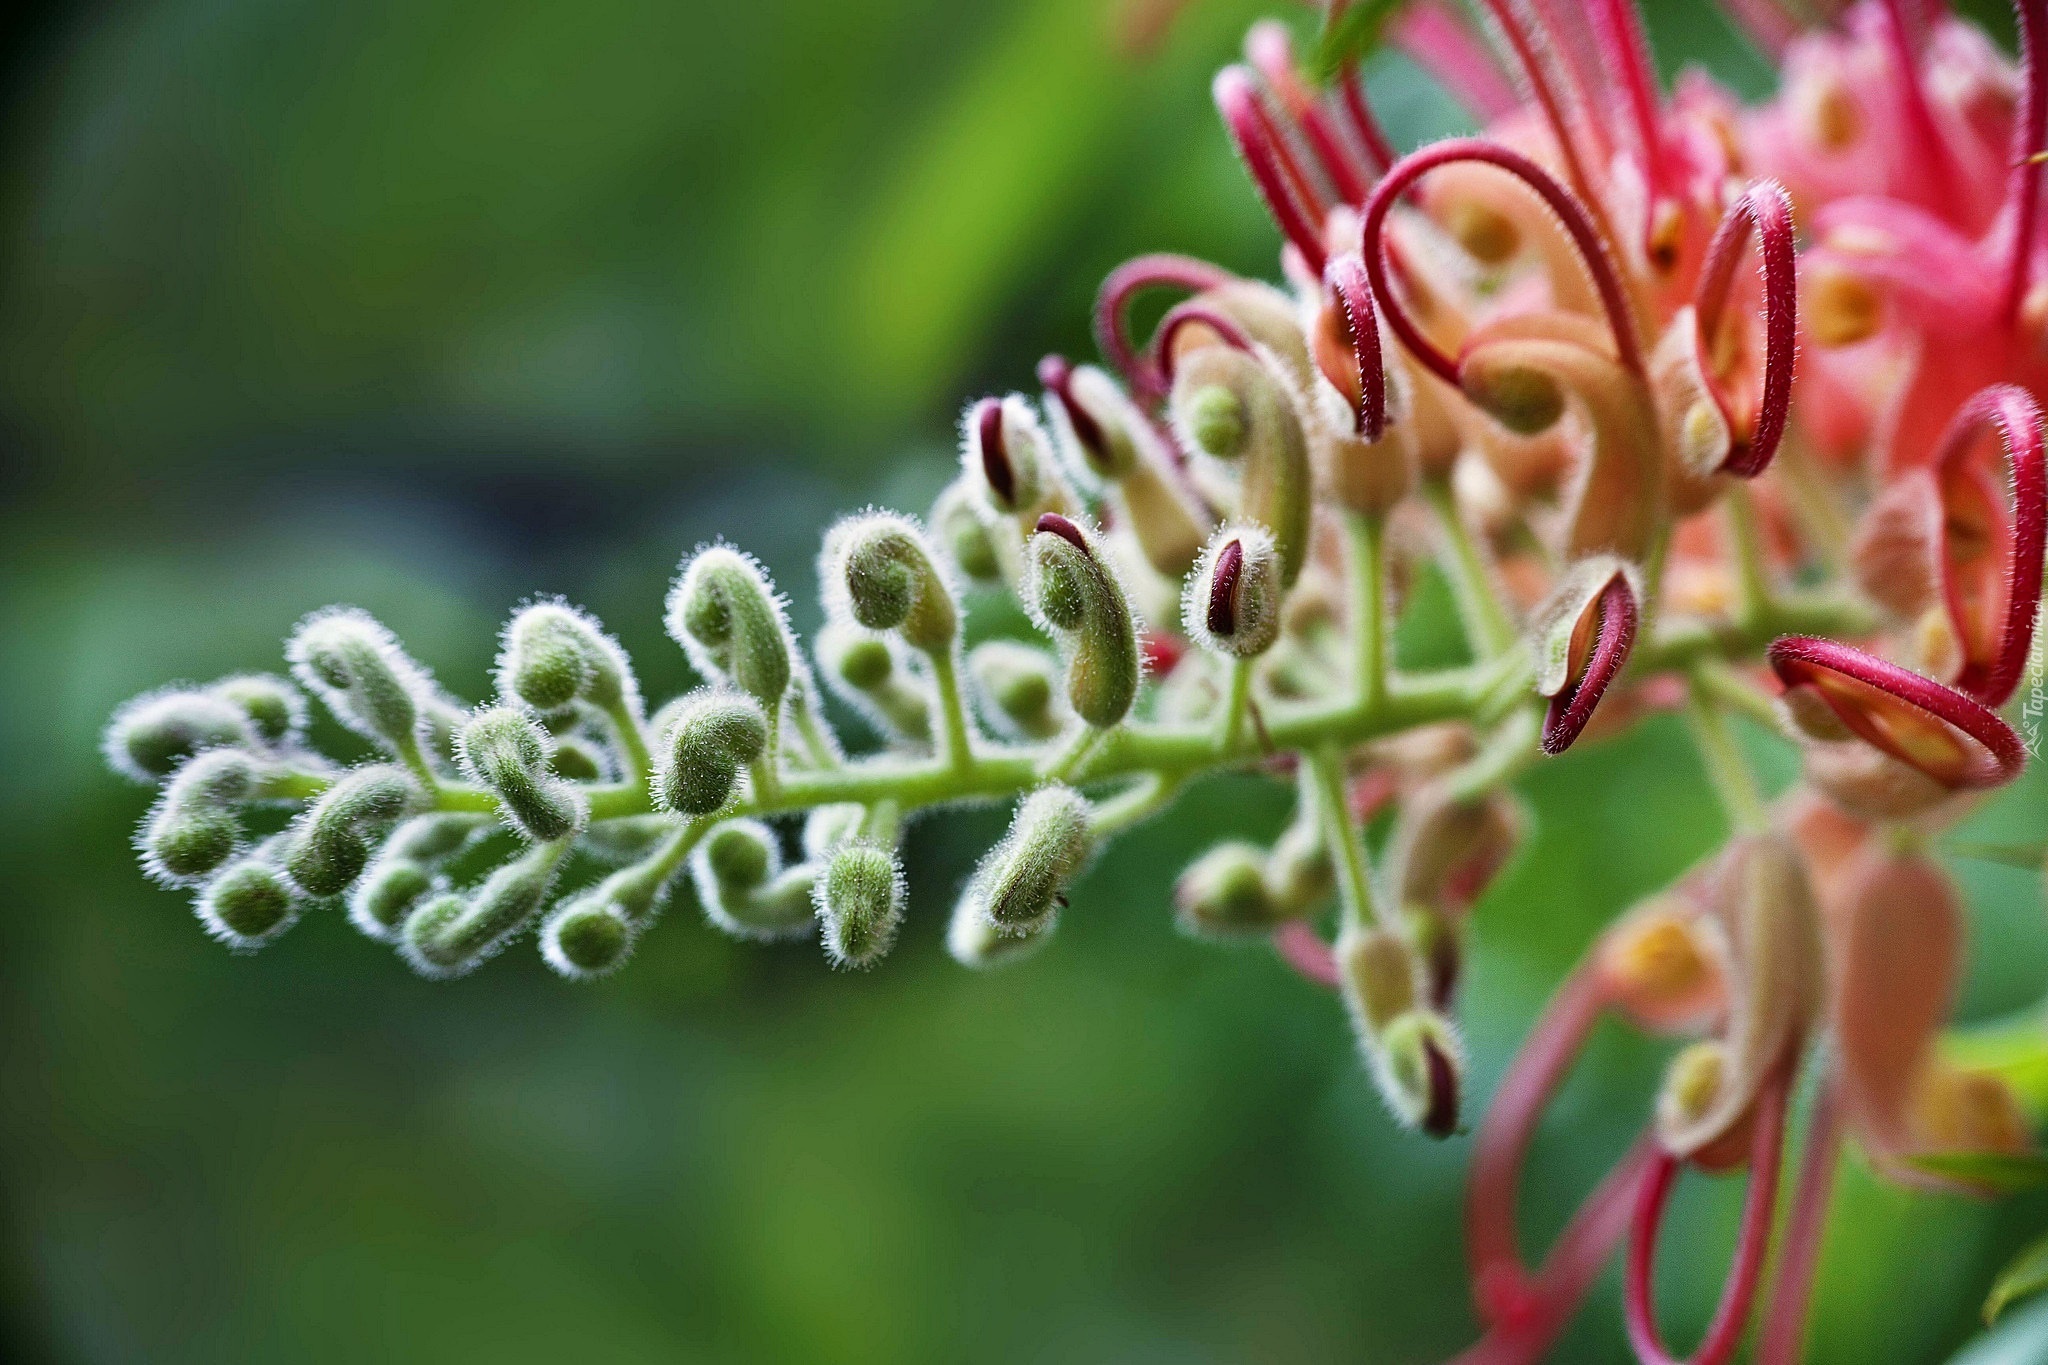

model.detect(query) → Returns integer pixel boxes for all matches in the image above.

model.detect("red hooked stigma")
[1930,384,2047,706]
[1093,254,1236,403]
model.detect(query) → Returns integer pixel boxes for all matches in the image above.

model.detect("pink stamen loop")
[1694,182,1798,478]
[1153,301,1258,388]
[1093,254,1237,404]
[1216,66,1333,276]
[1246,20,1371,205]
[1360,139,1647,391]
[1929,384,2048,706]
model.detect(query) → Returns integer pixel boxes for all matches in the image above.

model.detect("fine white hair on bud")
[814,621,932,746]
[346,813,484,942]
[195,839,304,951]
[1182,523,1282,659]
[820,509,959,652]
[495,598,638,719]
[690,818,818,940]
[282,765,424,899]
[285,606,435,757]
[209,673,308,748]
[665,545,797,714]
[137,748,271,887]
[654,689,769,815]
[928,482,1002,584]
[960,393,1067,520]
[814,838,905,969]
[539,892,640,981]
[802,803,867,862]
[967,784,1093,934]
[1373,1009,1465,1139]
[966,640,1066,741]
[103,685,258,784]
[401,842,565,980]
[456,706,589,843]
[1022,514,1141,729]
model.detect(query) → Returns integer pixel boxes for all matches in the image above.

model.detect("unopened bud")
[655,690,769,815]
[1390,785,1524,912]
[1024,515,1140,729]
[802,803,867,861]
[1184,525,1282,658]
[548,738,607,781]
[666,546,796,712]
[457,707,587,842]
[1264,817,1332,912]
[930,482,1002,583]
[209,673,306,747]
[1168,345,1312,585]
[1174,841,1283,935]
[691,818,816,939]
[1532,558,1641,755]
[283,765,422,897]
[967,640,1064,740]
[104,688,257,783]
[1181,384,1247,459]
[343,813,481,940]
[286,607,430,755]
[1375,1009,1465,1138]
[402,843,563,978]
[1600,902,1723,1032]
[971,785,1092,933]
[1403,904,1465,1009]
[138,749,268,885]
[823,511,958,651]
[962,394,1066,518]
[947,895,1054,969]
[1336,923,1423,1032]
[540,894,637,980]
[816,623,932,745]
[815,838,905,969]
[197,853,303,950]
[497,600,635,715]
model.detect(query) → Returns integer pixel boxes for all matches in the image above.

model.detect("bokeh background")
[3,0,2047,1361]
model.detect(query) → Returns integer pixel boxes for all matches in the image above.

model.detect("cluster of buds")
[104,0,2048,1358]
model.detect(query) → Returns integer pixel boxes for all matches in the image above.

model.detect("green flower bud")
[961,394,1068,519]
[286,607,431,756]
[814,838,904,969]
[691,819,817,940]
[350,858,438,941]
[1264,817,1332,914]
[1023,516,1140,729]
[822,511,958,652]
[284,765,423,898]
[401,842,565,978]
[1388,784,1525,914]
[1373,1009,1465,1139]
[457,706,588,842]
[103,687,256,783]
[969,784,1092,933]
[961,641,1057,741]
[930,482,1002,584]
[209,673,307,747]
[1174,841,1285,936]
[946,895,1053,969]
[816,622,931,745]
[654,689,769,815]
[665,546,795,713]
[540,894,637,980]
[548,738,608,781]
[1335,922,1422,1033]
[137,749,268,885]
[802,803,867,861]
[496,599,637,716]
[197,855,303,950]
[1183,524,1282,659]
[1168,346,1312,586]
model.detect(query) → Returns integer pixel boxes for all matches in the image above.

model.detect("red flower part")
[1715,0,1795,59]
[1877,0,1963,217]
[1625,1072,1791,1365]
[1319,253,1388,440]
[1037,354,1109,466]
[1754,1078,1844,1365]
[2003,0,2048,322]
[1153,301,1258,387]
[1033,512,1092,558]
[1245,20,1372,205]
[1389,1,1518,123]
[1206,537,1246,636]
[1472,0,1602,206]
[1693,182,1797,478]
[1588,0,1666,192]
[1767,636,2027,789]
[1092,254,1236,403]
[970,397,1016,505]
[1931,384,2047,706]
[1542,574,1639,756]
[1272,919,1340,990]
[1215,66,1332,276]
[1334,66,1398,176]
[1139,628,1188,678]
[1361,140,1646,391]
[1421,1030,1461,1139]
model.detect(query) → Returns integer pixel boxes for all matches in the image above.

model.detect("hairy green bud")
[1265,816,1332,913]
[822,511,958,652]
[665,546,795,713]
[654,689,769,815]
[961,394,1069,520]
[691,819,817,940]
[930,482,1002,584]
[969,784,1092,933]
[286,607,431,756]
[351,858,438,941]
[497,599,635,715]
[210,673,307,747]
[1336,923,1423,1033]
[816,622,931,745]
[1174,841,1284,936]
[402,842,565,978]
[1183,524,1283,659]
[457,706,587,842]
[1180,384,1247,460]
[966,640,1063,741]
[814,838,904,969]
[1169,346,1312,586]
[540,894,637,980]
[802,803,867,861]
[548,737,608,781]
[1023,515,1140,729]
[947,895,1053,968]
[582,814,678,865]
[104,687,257,783]
[284,765,423,898]
[1373,1009,1465,1139]
[138,749,269,885]
[197,852,303,950]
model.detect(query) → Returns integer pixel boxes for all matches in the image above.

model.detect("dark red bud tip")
[1542,576,1639,756]
[1037,353,1109,460]
[974,398,1015,505]
[1207,538,1246,636]
[1322,254,1387,441]
[1034,512,1092,557]
[1421,1033,1461,1139]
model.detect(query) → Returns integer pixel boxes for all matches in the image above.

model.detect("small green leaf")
[1986,1232,2048,1325]
[1904,1150,2048,1195]
[1312,1,1404,85]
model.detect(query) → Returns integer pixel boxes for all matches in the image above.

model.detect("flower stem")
[1307,745,1381,931]
[1685,681,1769,833]
[1427,481,1517,659]
[924,646,976,774]
[1348,511,1390,708]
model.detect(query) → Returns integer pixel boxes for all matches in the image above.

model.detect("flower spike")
[1318,253,1387,440]
[1929,384,2047,706]
[1693,182,1798,478]
[1540,570,1640,756]
[1215,65,1332,275]
[1361,139,1647,389]
[1092,253,1235,403]
[1768,636,2027,789]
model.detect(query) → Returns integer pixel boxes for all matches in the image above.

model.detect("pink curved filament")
[1589,0,1666,190]
[1153,302,1258,388]
[1755,1077,1844,1365]
[1473,0,1602,207]
[1337,68,1399,175]
[1093,254,1237,403]
[1625,1072,1792,1365]
[1767,635,2028,788]
[1325,253,1388,440]
[1879,0,1960,210]
[1247,21,1372,205]
[1715,0,1797,59]
[1360,140,1646,389]
[1543,574,1640,756]
[1216,66,1333,276]
[2004,0,2048,323]
[1929,384,2048,706]
[1694,182,1798,478]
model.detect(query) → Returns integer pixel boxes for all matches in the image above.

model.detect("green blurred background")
[2,1,2045,1360]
